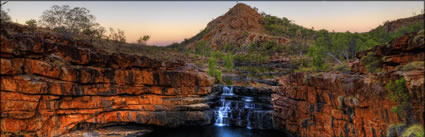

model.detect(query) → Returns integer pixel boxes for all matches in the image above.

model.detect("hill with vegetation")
[175,3,423,82]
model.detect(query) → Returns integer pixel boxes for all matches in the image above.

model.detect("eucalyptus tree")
[40,5,97,37]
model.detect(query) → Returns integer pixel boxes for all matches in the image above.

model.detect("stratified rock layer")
[272,31,424,137]
[351,31,424,73]
[272,72,424,137]
[0,23,215,137]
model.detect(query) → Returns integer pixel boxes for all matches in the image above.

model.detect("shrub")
[263,40,276,50]
[311,55,328,71]
[223,52,234,72]
[400,61,424,71]
[195,40,212,56]
[386,77,410,117]
[210,50,224,60]
[223,43,235,52]
[402,124,424,137]
[206,56,222,83]
[224,77,233,85]
[360,52,382,73]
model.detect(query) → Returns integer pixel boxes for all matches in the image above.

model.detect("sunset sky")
[3,1,423,46]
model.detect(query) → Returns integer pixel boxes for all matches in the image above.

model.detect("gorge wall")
[0,23,215,137]
[272,31,424,137]
[1,19,424,137]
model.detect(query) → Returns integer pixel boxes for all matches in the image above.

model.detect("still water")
[143,126,287,137]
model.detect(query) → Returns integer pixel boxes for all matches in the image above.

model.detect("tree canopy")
[40,5,98,35]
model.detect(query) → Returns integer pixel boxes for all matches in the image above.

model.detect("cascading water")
[213,86,260,129]
[214,86,234,126]
[213,85,274,130]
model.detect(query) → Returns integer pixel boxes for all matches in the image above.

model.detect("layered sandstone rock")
[273,31,424,137]
[351,31,424,73]
[0,23,215,137]
[272,72,424,137]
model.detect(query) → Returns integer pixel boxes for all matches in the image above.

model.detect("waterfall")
[246,110,252,129]
[222,86,234,96]
[213,85,264,129]
[214,86,234,126]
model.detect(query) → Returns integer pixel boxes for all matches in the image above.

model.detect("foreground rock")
[272,72,424,137]
[0,23,215,137]
[60,125,152,137]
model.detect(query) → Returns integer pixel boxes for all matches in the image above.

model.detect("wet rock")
[60,126,152,137]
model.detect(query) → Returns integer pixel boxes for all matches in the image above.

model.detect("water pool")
[143,126,288,137]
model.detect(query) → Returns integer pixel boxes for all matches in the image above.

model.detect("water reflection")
[144,126,286,137]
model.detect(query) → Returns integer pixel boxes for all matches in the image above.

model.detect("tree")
[1,1,11,23]
[25,19,37,34]
[40,5,97,36]
[82,24,103,42]
[25,19,37,27]
[108,27,126,45]
[137,35,150,45]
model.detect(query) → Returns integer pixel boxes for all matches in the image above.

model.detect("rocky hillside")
[0,22,215,137]
[183,3,289,50]
[381,14,424,33]
[272,31,424,137]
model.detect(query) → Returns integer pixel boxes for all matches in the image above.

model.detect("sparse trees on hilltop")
[137,35,150,45]
[25,19,37,27]
[108,27,126,45]
[25,19,37,34]
[40,5,97,37]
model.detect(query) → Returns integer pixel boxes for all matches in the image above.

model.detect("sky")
[3,1,424,46]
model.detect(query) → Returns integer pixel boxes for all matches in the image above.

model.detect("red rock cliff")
[0,23,215,137]
[272,31,424,137]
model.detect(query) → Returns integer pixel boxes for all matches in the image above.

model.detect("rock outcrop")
[272,31,424,137]
[0,23,215,137]
[272,72,424,137]
[351,31,424,73]
[382,14,424,33]
[184,3,288,49]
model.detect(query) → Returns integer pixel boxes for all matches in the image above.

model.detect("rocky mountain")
[183,3,288,50]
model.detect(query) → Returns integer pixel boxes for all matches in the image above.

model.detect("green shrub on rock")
[206,56,222,83]
[223,52,234,72]
[386,77,410,117]
[360,52,382,73]
[402,124,424,137]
